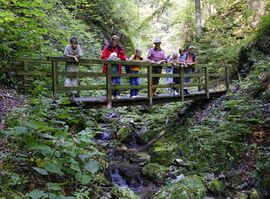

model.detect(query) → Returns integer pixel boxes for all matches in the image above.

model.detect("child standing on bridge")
[184,46,196,94]
[64,37,83,98]
[129,48,143,98]
[166,52,179,95]
[107,52,121,99]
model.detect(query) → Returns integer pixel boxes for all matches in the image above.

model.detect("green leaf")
[46,182,61,191]
[29,144,52,155]
[24,121,46,130]
[70,162,81,172]
[28,189,48,199]
[8,126,28,136]
[39,133,56,139]
[75,172,92,184]
[32,167,48,175]
[84,160,99,174]
[45,161,64,176]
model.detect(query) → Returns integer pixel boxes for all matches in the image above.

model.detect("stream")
[96,114,159,199]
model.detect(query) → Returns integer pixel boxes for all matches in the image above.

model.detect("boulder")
[141,163,169,184]
[117,127,132,143]
[111,186,140,199]
[128,152,150,165]
[207,179,225,194]
[150,140,178,166]
[153,175,206,199]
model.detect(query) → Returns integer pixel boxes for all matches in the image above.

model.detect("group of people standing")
[64,35,196,99]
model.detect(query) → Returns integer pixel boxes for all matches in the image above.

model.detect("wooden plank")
[107,63,112,107]
[47,57,230,69]
[15,59,50,64]
[180,67,184,101]
[72,91,227,108]
[58,85,106,91]
[17,71,51,76]
[113,85,147,89]
[205,67,209,99]
[151,73,205,78]
[209,73,225,77]
[58,72,106,77]
[111,73,148,78]
[148,65,153,105]
[197,67,202,91]
[183,83,206,87]
[184,73,205,78]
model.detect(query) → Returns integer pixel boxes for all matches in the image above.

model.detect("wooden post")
[225,65,230,91]
[107,63,112,108]
[148,65,153,105]
[205,66,209,99]
[180,66,184,101]
[198,67,202,91]
[22,61,28,93]
[52,61,58,97]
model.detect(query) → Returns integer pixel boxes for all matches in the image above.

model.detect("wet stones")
[142,163,169,184]
[117,127,132,144]
[153,175,206,199]
[150,140,178,166]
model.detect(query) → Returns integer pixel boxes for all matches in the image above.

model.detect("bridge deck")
[72,90,226,108]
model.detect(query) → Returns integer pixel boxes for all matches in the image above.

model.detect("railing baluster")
[180,66,184,101]
[205,66,209,99]
[148,65,153,105]
[107,63,112,107]
[198,67,202,91]
[225,65,230,91]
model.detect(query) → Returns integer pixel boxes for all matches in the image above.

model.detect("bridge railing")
[9,57,230,105]
[48,57,230,105]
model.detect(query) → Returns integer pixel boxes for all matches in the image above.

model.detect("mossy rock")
[141,163,169,184]
[235,192,249,199]
[250,188,262,199]
[150,140,178,166]
[111,186,140,199]
[208,179,225,194]
[138,129,158,143]
[153,183,190,199]
[117,127,132,143]
[154,175,206,199]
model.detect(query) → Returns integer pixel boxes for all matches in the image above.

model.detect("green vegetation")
[0,98,108,198]
[0,0,270,198]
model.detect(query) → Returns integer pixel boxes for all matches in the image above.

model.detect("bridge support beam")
[147,65,153,105]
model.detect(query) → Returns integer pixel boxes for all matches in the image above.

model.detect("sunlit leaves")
[32,167,49,175]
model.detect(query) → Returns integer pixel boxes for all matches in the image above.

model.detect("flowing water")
[98,122,158,199]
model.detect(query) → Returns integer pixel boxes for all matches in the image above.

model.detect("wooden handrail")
[8,57,230,106]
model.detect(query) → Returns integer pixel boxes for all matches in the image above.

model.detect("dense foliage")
[0,0,269,198]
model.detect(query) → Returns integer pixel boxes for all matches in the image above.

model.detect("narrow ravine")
[95,111,160,198]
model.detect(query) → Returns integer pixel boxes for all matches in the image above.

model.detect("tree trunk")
[195,0,202,38]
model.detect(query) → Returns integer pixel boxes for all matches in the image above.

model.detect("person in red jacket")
[101,35,127,99]
[101,35,127,73]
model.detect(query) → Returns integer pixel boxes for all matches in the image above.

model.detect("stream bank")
[92,100,234,199]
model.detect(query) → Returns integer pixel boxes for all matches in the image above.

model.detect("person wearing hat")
[147,38,167,96]
[101,35,128,99]
[183,45,196,94]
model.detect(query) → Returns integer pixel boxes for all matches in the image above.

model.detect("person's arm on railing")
[64,44,83,63]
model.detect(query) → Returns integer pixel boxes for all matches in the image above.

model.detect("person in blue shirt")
[173,48,186,94]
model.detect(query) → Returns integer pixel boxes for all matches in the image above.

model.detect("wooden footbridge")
[6,57,230,108]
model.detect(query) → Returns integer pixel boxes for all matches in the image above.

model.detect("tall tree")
[195,0,202,38]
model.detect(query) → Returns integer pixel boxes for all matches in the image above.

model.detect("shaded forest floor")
[0,86,25,129]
